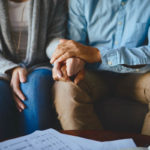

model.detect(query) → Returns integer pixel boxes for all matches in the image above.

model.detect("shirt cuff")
[46,38,61,59]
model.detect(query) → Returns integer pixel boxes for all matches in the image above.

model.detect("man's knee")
[52,80,94,123]
[52,81,92,107]
[52,81,103,130]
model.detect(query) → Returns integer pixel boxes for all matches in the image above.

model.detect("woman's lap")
[19,68,54,135]
[0,68,54,139]
[0,80,17,140]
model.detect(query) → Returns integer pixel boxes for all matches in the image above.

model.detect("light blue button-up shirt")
[68,0,150,73]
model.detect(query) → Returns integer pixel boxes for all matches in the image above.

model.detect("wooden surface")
[61,130,150,147]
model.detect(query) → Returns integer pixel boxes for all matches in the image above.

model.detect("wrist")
[95,48,101,63]
[87,46,101,63]
[6,67,21,76]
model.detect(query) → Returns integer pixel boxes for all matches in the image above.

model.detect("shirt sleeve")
[69,0,150,70]
[95,25,150,69]
[46,38,60,59]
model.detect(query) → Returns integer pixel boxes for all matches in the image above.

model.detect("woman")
[0,0,67,140]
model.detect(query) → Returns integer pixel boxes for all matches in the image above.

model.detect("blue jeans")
[0,69,54,140]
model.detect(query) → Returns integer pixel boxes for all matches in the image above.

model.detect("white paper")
[0,129,136,150]
[121,148,148,150]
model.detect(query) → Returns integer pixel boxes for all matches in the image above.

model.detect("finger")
[14,86,26,101]
[51,44,70,64]
[15,102,23,112]
[74,70,85,85]
[52,69,60,81]
[55,52,74,65]
[11,72,26,101]
[54,62,62,78]
[52,63,64,81]
[13,81,26,101]
[16,106,23,112]
[19,69,27,83]
[50,46,65,64]
[66,58,74,77]
[13,94,26,111]
[59,39,68,44]
[61,65,71,81]
[11,72,26,100]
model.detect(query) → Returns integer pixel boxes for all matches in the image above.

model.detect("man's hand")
[50,39,101,64]
[10,67,27,112]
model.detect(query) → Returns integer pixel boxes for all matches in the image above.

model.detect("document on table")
[121,148,148,150]
[0,129,136,150]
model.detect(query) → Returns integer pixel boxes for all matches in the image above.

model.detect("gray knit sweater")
[0,0,67,79]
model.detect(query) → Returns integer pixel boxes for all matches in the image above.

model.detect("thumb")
[19,69,27,83]
[74,70,85,85]
[59,39,68,44]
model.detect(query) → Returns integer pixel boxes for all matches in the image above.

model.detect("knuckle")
[15,89,21,96]
[52,73,56,79]
[66,52,70,57]
[68,72,72,77]
[57,45,61,49]
[68,51,74,57]
[69,40,75,45]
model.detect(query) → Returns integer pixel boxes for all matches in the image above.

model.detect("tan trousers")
[52,71,150,135]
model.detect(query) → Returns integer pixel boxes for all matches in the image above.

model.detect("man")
[51,0,150,135]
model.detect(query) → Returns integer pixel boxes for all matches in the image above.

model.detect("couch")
[94,97,148,133]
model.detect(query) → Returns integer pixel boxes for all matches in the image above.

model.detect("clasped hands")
[10,39,101,112]
[51,39,101,84]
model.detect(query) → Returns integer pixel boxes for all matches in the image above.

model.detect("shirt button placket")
[114,1,126,49]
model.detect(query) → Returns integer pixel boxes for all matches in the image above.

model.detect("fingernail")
[21,78,26,83]
[57,73,62,78]
[21,98,25,101]
[21,105,25,110]
[21,96,26,101]
[19,109,22,112]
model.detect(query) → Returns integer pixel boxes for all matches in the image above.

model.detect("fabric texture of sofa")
[94,97,148,133]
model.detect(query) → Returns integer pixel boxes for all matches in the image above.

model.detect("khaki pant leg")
[52,71,109,130]
[116,72,150,135]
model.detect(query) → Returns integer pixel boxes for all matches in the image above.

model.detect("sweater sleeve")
[0,31,19,79]
[46,0,68,59]
[0,52,19,79]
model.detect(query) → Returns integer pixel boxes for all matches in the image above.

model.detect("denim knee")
[20,69,53,104]
[19,69,54,134]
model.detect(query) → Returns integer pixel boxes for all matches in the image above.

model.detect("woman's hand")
[10,67,27,112]
[66,58,85,77]
[66,57,85,84]
[52,58,85,84]
[52,61,70,82]
[51,39,101,64]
